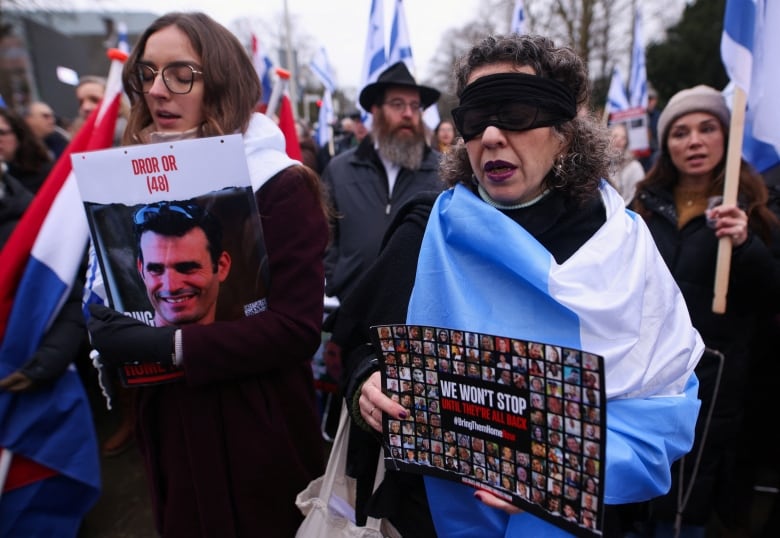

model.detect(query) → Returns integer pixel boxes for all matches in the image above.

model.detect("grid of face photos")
[377,324,603,532]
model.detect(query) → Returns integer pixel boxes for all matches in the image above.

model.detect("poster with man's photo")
[370,324,606,537]
[73,135,268,387]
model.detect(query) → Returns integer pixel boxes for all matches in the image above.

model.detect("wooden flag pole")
[712,85,747,313]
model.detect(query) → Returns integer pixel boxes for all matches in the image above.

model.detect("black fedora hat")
[359,62,440,111]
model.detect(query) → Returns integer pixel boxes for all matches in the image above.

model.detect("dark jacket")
[136,166,328,538]
[322,136,443,301]
[633,185,780,527]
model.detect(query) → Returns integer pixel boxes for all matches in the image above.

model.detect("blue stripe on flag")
[0,257,69,371]
[724,0,756,51]
[1,460,100,536]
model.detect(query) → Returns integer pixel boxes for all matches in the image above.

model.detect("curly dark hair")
[439,34,611,204]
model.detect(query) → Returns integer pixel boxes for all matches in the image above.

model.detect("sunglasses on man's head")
[133,201,203,226]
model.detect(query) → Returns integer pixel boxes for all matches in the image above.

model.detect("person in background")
[316,110,368,174]
[296,118,319,171]
[607,122,645,205]
[0,107,53,193]
[431,119,456,153]
[628,84,780,537]
[71,75,129,145]
[73,76,107,131]
[321,61,444,303]
[84,12,329,537]
[331,34,702,536]
[639,86,661,172]
[23,101,70,159]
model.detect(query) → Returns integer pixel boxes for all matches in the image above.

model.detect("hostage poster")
[73,135,269,387]
[371,324,606,537]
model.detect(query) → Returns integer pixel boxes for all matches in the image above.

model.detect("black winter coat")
[634,185,780,527]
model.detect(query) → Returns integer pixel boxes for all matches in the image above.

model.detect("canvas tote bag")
[295,402,401,538]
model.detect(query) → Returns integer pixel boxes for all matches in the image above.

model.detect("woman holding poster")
[330,34,703,536]
[85,12,328,537]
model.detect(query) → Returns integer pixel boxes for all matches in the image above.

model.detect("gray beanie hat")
[657,85,730,147]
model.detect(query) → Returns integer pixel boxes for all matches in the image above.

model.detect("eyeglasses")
[133,201,204,226]
[131,62,204,95]
[0,128,13,136]
[383,99,422,114]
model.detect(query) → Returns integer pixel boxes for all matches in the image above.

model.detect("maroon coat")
[135,165,327,537]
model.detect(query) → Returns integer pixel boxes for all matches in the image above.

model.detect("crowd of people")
[1,9,779,538]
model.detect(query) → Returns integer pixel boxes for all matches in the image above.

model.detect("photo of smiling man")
[133,200,231,327]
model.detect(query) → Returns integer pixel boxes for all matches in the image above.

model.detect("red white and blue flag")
[0,50,125,535]
[252,33,275,107]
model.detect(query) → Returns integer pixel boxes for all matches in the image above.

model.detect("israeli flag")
[387,0,414,71]
[721,0,780,172]
[628,7,648,109]
[606,65,630,115]
[316,91,334,148]
[310,46,336,147]
[511,0,526,34]
[310,46,335,94]
[360,0,387,89]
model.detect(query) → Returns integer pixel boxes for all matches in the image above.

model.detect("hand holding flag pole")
[712,87,747,313]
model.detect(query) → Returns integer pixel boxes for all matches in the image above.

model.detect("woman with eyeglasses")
[85,12,329,537]
[329,34,703,536]
[0,107,53,193]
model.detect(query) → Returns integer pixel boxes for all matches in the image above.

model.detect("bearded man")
[322,62,444,302]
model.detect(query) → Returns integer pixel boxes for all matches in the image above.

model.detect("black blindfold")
[452,73,577,141]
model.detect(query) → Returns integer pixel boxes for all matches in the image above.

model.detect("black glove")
[87,304,177,367]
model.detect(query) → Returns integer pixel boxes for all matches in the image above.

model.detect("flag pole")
[282,0,297,119]
[0,448,12,502]
[712,85,747,313]
[265,67,290,120]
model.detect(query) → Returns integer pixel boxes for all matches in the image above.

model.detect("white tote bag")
[295,403,401,538]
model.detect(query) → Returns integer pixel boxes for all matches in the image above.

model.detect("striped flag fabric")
[606,65,630,115]
[310,46,335,94]
[628,7,648,109]
[407,183,703,536]
[387,0,414,71]
[359,0,387,117]
[721,0,780,172]
[310,46,336,147]
[511,0,527,34]
[0,50,124,535]
[252,33,275,106]
[315,92,335,148]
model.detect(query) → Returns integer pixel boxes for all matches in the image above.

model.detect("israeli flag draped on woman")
[407,182,703,537]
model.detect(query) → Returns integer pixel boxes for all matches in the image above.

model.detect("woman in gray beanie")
[627,85,780,536]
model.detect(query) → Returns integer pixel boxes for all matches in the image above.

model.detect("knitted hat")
[657,85,730,146]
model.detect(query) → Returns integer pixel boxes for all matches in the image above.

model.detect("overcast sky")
[73,0,484,91]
